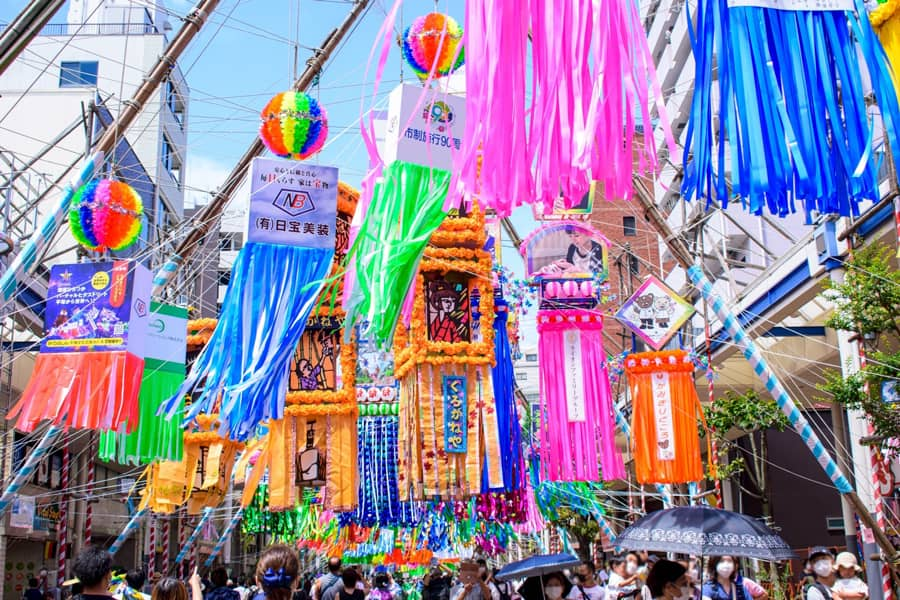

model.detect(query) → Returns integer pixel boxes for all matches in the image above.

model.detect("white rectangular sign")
[563,330,586,422]
[651,371,676,461]
[727,0,851,11]
[383,84,465,172]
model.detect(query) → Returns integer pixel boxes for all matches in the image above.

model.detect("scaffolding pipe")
[0,0,66,76]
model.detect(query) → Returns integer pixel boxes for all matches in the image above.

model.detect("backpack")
[803,582,833,600]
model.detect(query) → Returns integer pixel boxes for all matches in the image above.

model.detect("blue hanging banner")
[442,375,468,454]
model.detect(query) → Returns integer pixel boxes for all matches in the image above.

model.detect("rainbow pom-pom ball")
[402,13,465,80]
[260,91,328,160]
[69,179,143,252]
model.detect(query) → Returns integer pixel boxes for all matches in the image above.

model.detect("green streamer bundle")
[344,161,452,347]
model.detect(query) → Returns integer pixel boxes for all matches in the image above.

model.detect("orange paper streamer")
[626,350,706,484]
[9,351,143,432]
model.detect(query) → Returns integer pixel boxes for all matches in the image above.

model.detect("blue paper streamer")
[682,0,900,219]
[160,242,334,441]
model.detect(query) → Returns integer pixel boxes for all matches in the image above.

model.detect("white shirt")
[807,585,833,600]
[568,584,604,600]
[833,578,868,598]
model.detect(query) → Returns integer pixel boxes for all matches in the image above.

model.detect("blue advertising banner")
[443,375,468,453]
[42,261,151,355]
[247,157,338,249]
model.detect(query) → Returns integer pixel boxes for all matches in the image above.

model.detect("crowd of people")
[28,544,874,600]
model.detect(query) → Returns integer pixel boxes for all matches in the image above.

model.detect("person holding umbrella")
[516,573,572,600]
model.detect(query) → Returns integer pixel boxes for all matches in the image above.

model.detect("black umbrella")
[615,505,795,561]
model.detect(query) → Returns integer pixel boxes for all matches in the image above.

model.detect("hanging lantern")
[69,179,143,252]
[395,203,504,500]
[259,91,328,160]
[402,13,465,80]
[625,350,708,484]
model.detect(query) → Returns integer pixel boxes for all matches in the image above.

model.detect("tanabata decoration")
[453,0,673,217]
[402,13,465,80]
[237,188,360,512]
[395,205,505,499]
[871,1,900,101]
[625,350,708,484]
[682,0,900,218]
[483,295,524,493]
[524,222,622,482]
[69,179,143,252]
[9,261,150,432]
[536,310,624,481]
[139,415,244,514]
[615,276,696,351]
[162,158,338,440]
[344,161,452,347]
[99,303,188,464]
[260,92,328,160]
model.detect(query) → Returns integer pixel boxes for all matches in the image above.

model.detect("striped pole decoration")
[109,508,149,557]
[0,425,63,516]
[57,433,69,587]
[174,507,213,566]
[687,265,854,493]
[613,405,674,507]
[178,511,186,579]
[204,508,243,567]
[161,518,170,574]
[0,153,102,305]
[147,517,157,581]
[703,307,722,508]
[85,433,95,546]
[858,341,893,600]
[597,513,617,544]
[151,255,184,297]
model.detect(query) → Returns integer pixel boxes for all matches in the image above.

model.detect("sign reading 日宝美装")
[246,157,338,250]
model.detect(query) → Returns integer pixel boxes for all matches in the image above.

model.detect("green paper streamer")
[345,161,452,347]
[99,303,186,464]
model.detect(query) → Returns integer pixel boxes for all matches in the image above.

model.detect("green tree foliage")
[548,507,600,563]
[704,390,790,516]
[819,243,900,445]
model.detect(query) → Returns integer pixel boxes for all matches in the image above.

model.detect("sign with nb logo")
[247,158,337,249]
[274,189,315,216]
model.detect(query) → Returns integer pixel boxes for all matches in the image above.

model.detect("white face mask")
[545,586,564,600]
[669,584,693,600]
[626,563,638,576]
[813,560,834,578]
[716,562,735,578]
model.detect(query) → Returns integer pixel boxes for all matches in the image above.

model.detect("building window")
[161,135,182,188]
[166,79,186,128]
[218,232,244,252]
[629,254,640,275]
[525,353,538,362]
[623,215,637,237]
[219,270,232,287]
[59,61,98,87]
[515,371,528,381]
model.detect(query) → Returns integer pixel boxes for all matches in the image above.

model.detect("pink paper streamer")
[537,310,625,482]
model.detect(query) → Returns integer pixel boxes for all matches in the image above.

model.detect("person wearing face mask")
[568,562,604,600]
[701,557,767,600]
[804,548,837,600]
[542,575,568,600]
[450,562,498,600]
[607,556,639,600]
[645,560,692,600]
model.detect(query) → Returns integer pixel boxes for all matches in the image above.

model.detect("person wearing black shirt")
[72,546,113,600]
[336,570,364,600]
[24,578,43,600]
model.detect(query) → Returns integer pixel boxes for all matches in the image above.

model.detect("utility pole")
[0,0,66,76]
[631,175,900,569]
[151,0,372,297]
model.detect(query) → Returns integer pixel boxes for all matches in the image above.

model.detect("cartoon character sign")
[289,317,340,392]
[425,278,471,343]
[615,276,696,350]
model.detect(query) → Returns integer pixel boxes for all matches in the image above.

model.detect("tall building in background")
[0,1,193,587]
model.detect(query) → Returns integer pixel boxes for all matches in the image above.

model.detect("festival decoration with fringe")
[682,0,900,218]
[625,350,708,484]
[99,303,187,464]
[69,179,143,252]
[871,0,900,100]
[453,0,673,217]
[260,92,328,160]
[344,161,452,347]
[402,13,465,80]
